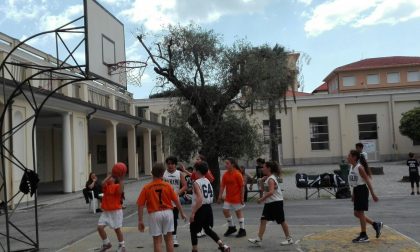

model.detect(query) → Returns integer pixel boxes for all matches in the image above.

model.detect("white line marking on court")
[385,225,420,246]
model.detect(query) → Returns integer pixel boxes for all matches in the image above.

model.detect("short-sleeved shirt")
[222,169,244,204]
[407,158,419,174]
[137,179,178,214]
[101,182,122,211]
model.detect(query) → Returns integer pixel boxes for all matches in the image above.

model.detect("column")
[143,129,152,175]
[156,131,164,163]
[106,120,118,172]
[339,103,347,158]
[291,106,298,165]
[62,112,73,193]
[80,84,89,102]
[127,125,138,179]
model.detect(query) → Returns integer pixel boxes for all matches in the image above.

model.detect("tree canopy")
[136,24,298,195]
[399,107,420,141]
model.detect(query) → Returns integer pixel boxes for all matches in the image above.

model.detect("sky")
[1,0,420,98]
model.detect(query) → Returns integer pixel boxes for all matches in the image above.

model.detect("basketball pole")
[0,16,93,252]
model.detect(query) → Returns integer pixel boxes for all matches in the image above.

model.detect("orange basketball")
[112,162,127,177]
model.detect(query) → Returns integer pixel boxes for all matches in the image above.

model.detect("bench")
[296,173,347,200]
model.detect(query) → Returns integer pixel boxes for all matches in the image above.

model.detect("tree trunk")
[268,98,279,163]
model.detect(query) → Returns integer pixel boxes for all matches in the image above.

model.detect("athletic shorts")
[261,201,285,224]
[148,209,174,236]
[98,209,123,229]
[409,173,419,182]
[223,201,245,211]
[190,204,214,233]
[353,184,369,211]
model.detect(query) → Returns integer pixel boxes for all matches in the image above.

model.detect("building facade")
[135,56,420,166]
[0,32,168,206]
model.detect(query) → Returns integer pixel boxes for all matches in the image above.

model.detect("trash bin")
[339,160,350,184]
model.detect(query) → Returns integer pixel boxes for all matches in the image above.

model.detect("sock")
[360,231,367,237]
[173,234,177,240]
[119,241,125,247]
[239,218,245,229]
[226,216,234,227]
[103,238,110,245]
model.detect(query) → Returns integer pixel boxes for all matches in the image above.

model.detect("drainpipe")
[389,94,397,160]
[86,107,97,170]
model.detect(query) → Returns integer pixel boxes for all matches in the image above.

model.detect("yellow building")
[135,56,420,165]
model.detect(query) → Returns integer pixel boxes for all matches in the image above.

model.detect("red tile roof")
[312,83,328,93]
[324,56,420,81]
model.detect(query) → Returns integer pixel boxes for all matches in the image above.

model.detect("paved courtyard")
[1,161,419,251]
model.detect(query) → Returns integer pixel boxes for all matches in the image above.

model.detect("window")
[342,76,356,86]
[309,117,329,150]
[387,72,400,83]
[407,71,420,82]
[263,120,281,144]
[358,114,377,139]
[367,74,379,85]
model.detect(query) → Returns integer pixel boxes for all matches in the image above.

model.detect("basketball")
[112,162,127,177]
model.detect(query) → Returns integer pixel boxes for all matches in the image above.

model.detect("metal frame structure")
[0,16,93,252]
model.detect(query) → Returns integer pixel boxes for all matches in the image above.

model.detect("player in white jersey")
[190,161,230,252]
[248,161,293,247]
[164,156,187,247]
[348,150,383,243]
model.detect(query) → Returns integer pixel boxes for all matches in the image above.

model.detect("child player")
[137,163,187,252]
[248,161,293,247]
[407,152,420,195]
[163,156,187,247]
[190,161,230,252]
[217,158,246,237]
[348,150,383,243]
[97,162,126,252]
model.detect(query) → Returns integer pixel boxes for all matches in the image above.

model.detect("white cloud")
[39,5,84,32]
[295,0,312,6]
[121,0,271,31]
[0,0,47,22]
[304,0,420,37]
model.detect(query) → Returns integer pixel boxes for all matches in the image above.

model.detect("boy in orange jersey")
[137,163,187,252]
[97,171,126,252]
[217,158,246,238]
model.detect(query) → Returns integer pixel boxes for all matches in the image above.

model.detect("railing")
[116,98,130,114]
[88,89,109,108]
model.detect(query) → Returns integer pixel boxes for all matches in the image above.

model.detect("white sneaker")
[248,237,262,247]
[116,245,126,252]
[197,230,206,238]
[280,237,294,245]
[173,235,179,247]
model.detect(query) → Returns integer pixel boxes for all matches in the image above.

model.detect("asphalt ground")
[1,162,420,251]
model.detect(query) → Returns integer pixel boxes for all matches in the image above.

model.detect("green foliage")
[399,107,420,141]
[216,111,265,159]
[165,101,264,162]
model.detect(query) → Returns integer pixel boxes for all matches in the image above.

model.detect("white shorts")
[223,202,245,211]
[98,209,123,229]
[149,209,174,236]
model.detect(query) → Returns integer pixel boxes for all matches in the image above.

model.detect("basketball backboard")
[84,0,126,89]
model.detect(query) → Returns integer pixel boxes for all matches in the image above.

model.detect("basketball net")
[107,61,146,86]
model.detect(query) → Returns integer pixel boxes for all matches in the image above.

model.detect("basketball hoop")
[106,61,146,86]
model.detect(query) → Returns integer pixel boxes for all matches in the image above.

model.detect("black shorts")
[353,185,369,211]
[190,204,214,233]
[261,201,285,224]
[409,173,419,183]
